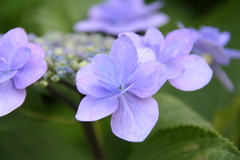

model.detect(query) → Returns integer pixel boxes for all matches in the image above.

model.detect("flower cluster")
[76,28,213,142]
[0,28,47,116]
[74,0,169,35]
[190,26,240,92]
[29,32,115,86]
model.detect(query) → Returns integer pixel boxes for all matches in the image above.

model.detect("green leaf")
[0,122,93,160]
[0,86,93,160]
[152,92,213,131]
[213,94,240,148]
[128,126,240,160]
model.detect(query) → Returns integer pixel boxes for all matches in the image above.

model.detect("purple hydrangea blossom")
[0,28,47,116]
[75,34,169,142]
[74,0,169,35]
[191,26,240,92]
[122,27,213,91]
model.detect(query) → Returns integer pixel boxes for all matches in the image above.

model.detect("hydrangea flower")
[0,28,47,116]
[191,26,240,92]
[74,0,169,35]
[75,34,169,142]
[122,27,213,91]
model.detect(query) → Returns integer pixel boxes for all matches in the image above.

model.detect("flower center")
[202,53,213,64]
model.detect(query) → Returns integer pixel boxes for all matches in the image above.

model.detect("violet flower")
[74,0,169,35]
[191,26,240,92]
[122,27,213,91]
[75,34,169,142]
[0,28,47,116]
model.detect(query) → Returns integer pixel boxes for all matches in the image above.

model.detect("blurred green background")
[0,0,240,159]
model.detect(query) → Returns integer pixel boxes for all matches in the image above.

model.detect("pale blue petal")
[160,29,194,63]
[73,20,107,33]
[111,93,159,142]
[119,32,143,49]
[168,66,185,79]
[28,43,45,58]
[143,27,165,54]
[0,80,26,117]
[128,61,169,98]
[0,28,28,56]
[225,48,240,59]
[103,13,169,35]
[194,38,230,65]
[75,95,118,121]
[10,47,30,70]
[76,72,113,98]
[110,35,138,81]
[210,62,234,92]
[13,54,47,89]
[169,55,213,91]
[137,47,156,63]
[0,57,7,72]
[219,31,230,46]
[0,70,17,83]
[76,64,92,95]
[91,54,120,88]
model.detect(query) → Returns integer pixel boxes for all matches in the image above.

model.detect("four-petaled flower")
[74,0,169,35]
[122,27,213,91]
[76,34,169,142]
[0,28,47,116]
[191,26,240,92]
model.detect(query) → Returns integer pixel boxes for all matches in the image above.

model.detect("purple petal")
[0,45,8,60]
[13,54,47,89]
[0,80,26,117]
[76,71,113,98]
[128,61,169,98]
[169,55,213,91]
[111,12,169,35]
[143,27,165,54]
[219,31,230,46]
[199,26,220,43]
[0,57,7,72]
[160,29,194,63]
[194,38,230,65]
[0,70,17,83]
[76,63,115,98]
[76,64,92,95]
[111,93,159,142]
[110,34,138,81]
[73,20,107,33]
[168,66,185,79]
[91,54,120,87]
[225,48,240,59]
[0,28,28,54]
[75,95,118,121]
[10,47,30,70]
[119,32,143,49]
[28,43,45,58]
[210,62,234,92]
[137,47,156,63]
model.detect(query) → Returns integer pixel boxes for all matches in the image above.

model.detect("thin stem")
[46,86,106,160]
[60,79,79,92]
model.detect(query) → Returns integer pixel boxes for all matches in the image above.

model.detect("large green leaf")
[152,92,213,131]
[128,126,240,160]
[0,86,93,160]
[213,93,240,148]
[0,123,92,160]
